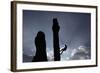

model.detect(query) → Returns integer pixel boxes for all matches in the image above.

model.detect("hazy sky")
[23,10,91,62]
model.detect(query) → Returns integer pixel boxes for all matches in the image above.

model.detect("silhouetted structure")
[32,31,47,62]
[52,18,60,61]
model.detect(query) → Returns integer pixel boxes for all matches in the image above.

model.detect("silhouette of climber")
[32,31,47,62]
[52,18,60,61]
[60,44,67,55]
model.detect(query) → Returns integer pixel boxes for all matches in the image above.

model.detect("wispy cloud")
[60,45,90,61]
[47,50,54,61]
[24,45,90,62]
[69,46,90,60]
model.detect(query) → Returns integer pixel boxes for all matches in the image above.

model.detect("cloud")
[69,46,91,60]
[23,45,90,62]
[46,45,91,61]
[47,50,54,61]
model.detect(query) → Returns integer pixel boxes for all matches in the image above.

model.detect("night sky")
[23,10,91,62]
